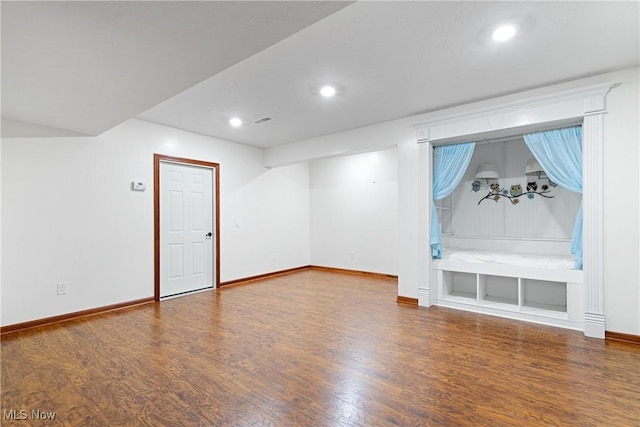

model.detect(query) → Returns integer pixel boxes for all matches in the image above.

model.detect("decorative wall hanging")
[473,158,556,205]
[476,181,555,205]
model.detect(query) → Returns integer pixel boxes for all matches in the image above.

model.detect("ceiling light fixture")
[319,85,336,98]
[229,117,242,127]
[492,25,517,42]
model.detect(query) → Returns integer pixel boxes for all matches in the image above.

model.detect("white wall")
[0,137,3,326]
[266,67,640,335]
[310,148,398,275]
[1,119,310,326]
[602,68,640,334]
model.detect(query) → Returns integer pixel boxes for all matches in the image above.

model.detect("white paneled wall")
[449,138,581,241]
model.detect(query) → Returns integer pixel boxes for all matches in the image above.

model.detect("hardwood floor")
[2,270,639,426]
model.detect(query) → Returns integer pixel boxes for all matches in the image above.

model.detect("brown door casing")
[154,154,220,301]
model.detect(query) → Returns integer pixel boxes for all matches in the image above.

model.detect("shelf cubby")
[438,269,572,324]
[522,279,567,313]
[442,271,477,301]
[479,275,518,306]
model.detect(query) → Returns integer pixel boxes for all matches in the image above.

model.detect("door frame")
[154,154,220,301]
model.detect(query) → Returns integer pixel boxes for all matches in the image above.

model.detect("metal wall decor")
[473,179,556,205]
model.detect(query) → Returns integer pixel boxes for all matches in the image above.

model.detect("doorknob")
[205,232,213,238]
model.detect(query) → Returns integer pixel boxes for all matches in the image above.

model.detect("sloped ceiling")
[1,1,352,137]
[2,1,639,146]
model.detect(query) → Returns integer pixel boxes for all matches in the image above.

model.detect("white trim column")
[417,140,432,306]
[582,105,606,338]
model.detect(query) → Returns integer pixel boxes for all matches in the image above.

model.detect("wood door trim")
[154,154,220,301]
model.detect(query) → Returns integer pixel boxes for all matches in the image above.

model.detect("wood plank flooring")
[2,270,639,426]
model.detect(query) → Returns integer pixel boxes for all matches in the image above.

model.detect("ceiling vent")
[253,117,272,124]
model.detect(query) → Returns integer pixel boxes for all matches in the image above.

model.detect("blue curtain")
[431,142,475,258]
[524,126,583,269]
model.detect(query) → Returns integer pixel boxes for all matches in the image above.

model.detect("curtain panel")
[431,142,475,258]
[524,126,583,269]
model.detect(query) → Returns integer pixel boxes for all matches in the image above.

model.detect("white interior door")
[160,162,215,299]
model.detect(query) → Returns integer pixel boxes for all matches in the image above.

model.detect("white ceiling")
[2,1,639,148]
[1,1,352,137]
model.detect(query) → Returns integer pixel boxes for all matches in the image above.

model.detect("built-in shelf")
[439,269,576,324]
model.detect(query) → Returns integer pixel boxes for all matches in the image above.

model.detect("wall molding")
[605,331,640,345]
[220,266,312,287]
[414,82,613,143]
[309,265,398,279]
[397,296,418,306]
[0,297,154,336]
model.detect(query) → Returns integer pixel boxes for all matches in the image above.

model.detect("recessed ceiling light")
[229,117,242,127]
[492,25,517,42]
[319,85,336,98]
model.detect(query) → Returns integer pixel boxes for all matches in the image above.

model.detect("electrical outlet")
[271,252,277,261]
[57,282,68,295]
[350,252,355,260]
